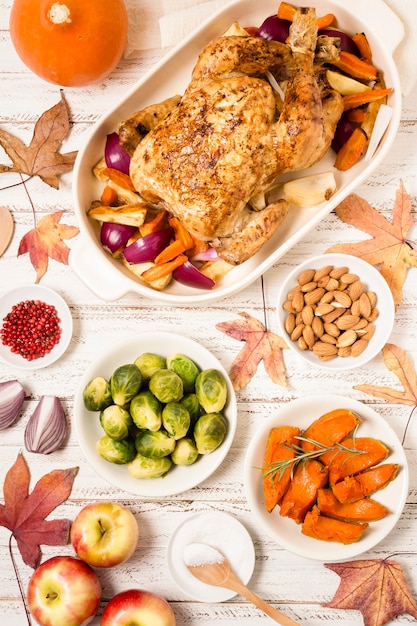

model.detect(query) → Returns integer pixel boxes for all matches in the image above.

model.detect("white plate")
[276,253,396,370]
[244,394,409,561]
[73,332,237,496]
[0,285,73,370]
[70,0,403,305]
[167,511,255,602]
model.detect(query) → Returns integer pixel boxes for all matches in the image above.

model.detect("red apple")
[101,589,176,626]
[27,555,101,626]
[70,501,139,568]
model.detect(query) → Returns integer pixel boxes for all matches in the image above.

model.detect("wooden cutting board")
[0,207,14,256]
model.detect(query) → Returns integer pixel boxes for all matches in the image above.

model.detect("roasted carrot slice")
[320,437,389,486]
[186,232,209,258]
[352,32,373,63]
[301,408,361,452]
[154,239,186,265]
[169,216,194,250]
[317,489,388,523]
[263,425,301,513]
[302,505,368,544]
[332,51,378,81]
[141,254,188,282]
[346,108,366,123]
[334,127,367,171]
[139,210,168,237]
[279,459,328,524]
[332,463,399,503]
[102,167,137,192]
[317,13,335,29]
[100,185,118,207]
[277,2,334,29]
[342,88,393,111]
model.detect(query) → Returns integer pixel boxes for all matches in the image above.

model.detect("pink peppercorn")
[0,299,62,361]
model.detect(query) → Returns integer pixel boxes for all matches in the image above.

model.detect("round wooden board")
[0,207,14,256]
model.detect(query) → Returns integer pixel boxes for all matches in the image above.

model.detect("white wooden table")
[0,2,416,624]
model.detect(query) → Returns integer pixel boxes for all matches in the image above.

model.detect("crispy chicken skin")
[128,8,343,264]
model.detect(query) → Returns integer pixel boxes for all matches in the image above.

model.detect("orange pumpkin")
[9,0,128,87]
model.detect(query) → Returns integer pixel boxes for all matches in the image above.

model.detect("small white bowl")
[244,394,409,561]
[73,332,237,496]
[0,285,73,370]
[276,253,395,370]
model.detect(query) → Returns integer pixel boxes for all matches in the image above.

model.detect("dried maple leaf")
[326,180,417,308]
[0,91,77,189]
[354,343,417,405]
[324,559,417,626]
[18,210,79,282]
[216,312,288,391]
[0,452,78,568]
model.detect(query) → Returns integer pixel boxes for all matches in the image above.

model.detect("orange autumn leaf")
[326,180,417,308]
[0,452,78,569]
[18,210,79,282]
[216,312,288,391]
[354,343,417,405]
[324,559,417,626]
[0,92,77,189]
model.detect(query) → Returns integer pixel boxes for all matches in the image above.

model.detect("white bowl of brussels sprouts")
[73,332,237,496]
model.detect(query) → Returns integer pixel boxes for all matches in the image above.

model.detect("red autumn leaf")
[216,312,288,391]
[0,92,77,189]
[354,343,417,405]
[324,559,417,626]
[0,452,78,568]
[18,210,79,282]
[326,180,417,308]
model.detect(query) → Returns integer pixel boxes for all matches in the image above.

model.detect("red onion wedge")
[256,15,290,42]
[0,379,25,430]
[24,395,68,454]
[173,261,216,289]
[101,222,137,254]
[123,227,174,264]
[105,132,131,175]
[191,247,220,263]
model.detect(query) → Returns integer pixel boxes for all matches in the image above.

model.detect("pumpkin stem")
[48,2,72,25]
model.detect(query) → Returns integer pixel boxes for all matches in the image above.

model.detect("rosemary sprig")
[263,426,363,482]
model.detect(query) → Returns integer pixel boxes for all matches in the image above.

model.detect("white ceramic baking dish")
[70,0,403,305]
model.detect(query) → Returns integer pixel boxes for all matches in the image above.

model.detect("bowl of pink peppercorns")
[0,285,73,370]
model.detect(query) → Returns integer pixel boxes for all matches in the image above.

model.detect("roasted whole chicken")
[122,7,344,264]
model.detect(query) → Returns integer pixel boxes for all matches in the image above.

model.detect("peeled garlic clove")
[0,379,25,430]
[283,171,337,207]
[24,395,68,454]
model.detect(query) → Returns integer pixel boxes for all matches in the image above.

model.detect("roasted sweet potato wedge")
[332,463,399,503]
[280,459,329,523]
[302,505,368,544]
[317,488,389,522]
[301,408,361,452]
[319,437,389,485]
[263,425,301,513]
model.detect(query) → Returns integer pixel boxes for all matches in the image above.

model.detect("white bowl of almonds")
[276,253,395,370]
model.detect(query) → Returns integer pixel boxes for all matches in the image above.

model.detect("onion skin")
[256,15,290,43]
[105,132,131,174]
[0,380,25,430]
[24,396,68,454]
[123,227,174,264]
[101,222,137,254]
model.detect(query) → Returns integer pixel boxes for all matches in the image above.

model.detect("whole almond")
[312,342,338,357]
[288,284,302,300]
[350,299,361,317]
[303,325,316,348]
[338,346,352,358]
[301,305,315,326]
[321,333,337,345]
[324,322,340,338]
[312,316,324,338]
[325,277,340,292]
[291,324,305,341]
[367,307,379,322]
[301,281,318,293]
[315,303,335,316]
[351,338,369,357]
[321,291,335,304]
[366,291,377,308]
[330,266,348,279]
[298,269,316,286]
[314,265,333,281]
[304,287,325,305]
[336,314,360,330]
[323,307,346,323]
[339,272,359,285]
[285,313,296,334]
[337,329,358,347]
[333,290,352,308]
[298,336,309,351]
[359,292,372,318]
[352,318,368,331]
[292,290,305,312]
[317,275,330,288]
[283,299,296,313]
[362,323,375,341]
[349,280,365,301]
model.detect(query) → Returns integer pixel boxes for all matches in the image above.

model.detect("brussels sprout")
[148,369,183,403]
[180,393,202,426]
[171,438,199,466]
[166,353,200,393]
[130,390,162,431]
[83,376,112,412]
[110,364,142,406]
[127,453,172,478]
[195,369,227,413]
[96,435,136,464]
[100,404,132,441]
[135,430,176,458]
[134,352,166,380]
[162,402,190,440]
[194,412,227,454]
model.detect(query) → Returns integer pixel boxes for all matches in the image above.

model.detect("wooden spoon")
[0,207,14,256]
[184,543,299,625]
